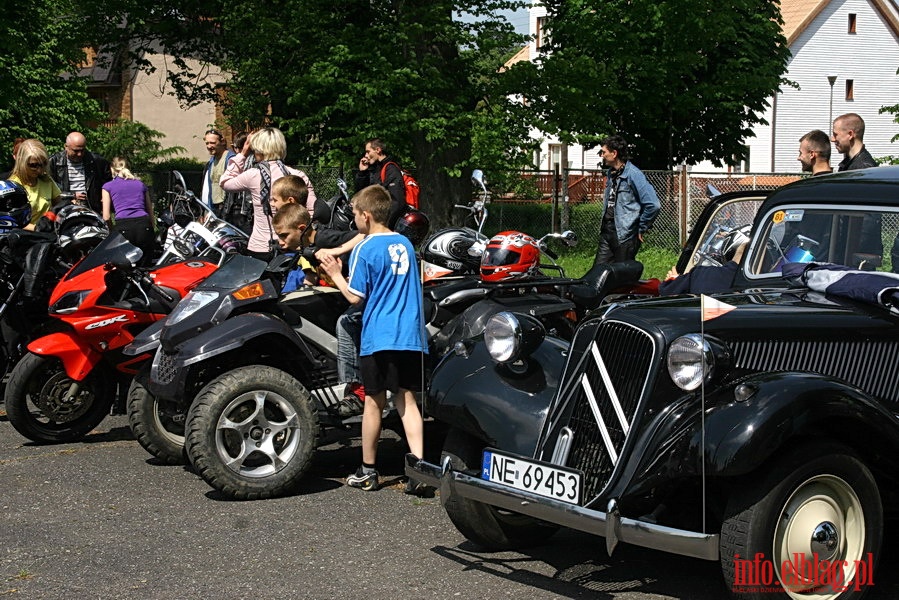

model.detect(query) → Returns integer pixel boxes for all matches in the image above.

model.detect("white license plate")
[482,450,582,505]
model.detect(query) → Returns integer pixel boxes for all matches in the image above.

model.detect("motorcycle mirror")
[471,169,486,192]
[560,230,578,247]
[172,171,188,194]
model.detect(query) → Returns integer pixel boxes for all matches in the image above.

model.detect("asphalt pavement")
[1,412,897,600]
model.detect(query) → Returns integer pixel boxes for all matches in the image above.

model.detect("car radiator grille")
[156,350,179,385]
[559,320,655,502]
[730,339,899,403]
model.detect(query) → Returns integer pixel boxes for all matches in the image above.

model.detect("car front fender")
[621,371,899,499]
[427,336,569,458]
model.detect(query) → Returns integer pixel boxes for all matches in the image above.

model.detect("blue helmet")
[0,180,32,231]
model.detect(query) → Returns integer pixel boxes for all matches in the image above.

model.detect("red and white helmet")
[480,231,540,282]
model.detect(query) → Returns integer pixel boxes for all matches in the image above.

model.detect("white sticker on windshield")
[782,210,804,222]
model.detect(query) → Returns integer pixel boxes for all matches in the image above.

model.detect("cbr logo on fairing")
[85,315,130,330]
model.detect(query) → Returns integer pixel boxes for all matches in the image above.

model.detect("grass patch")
[555,244,680,280]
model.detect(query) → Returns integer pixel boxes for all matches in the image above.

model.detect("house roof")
[501,45,530,71]
[782,0,899,45]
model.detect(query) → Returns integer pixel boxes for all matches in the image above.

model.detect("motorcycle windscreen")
[192,253,268,291]
[64,231,138,280]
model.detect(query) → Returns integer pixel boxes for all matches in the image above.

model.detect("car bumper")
[406,454,719,561]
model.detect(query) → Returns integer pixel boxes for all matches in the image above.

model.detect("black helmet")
[421,227,484,275]
[394,209,430,248]
[55,204,109,255]
[0,180,32,231]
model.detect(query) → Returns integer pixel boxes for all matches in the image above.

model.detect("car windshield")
[686,197,763,271]
[745,204,899,277]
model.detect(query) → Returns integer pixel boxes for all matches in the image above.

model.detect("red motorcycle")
[4,231,218,443]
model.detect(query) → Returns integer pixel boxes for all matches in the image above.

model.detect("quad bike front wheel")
[4,352,115,443]
[127,374,187,465]
[184,365,319,500]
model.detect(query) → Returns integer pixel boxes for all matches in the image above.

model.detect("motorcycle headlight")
[484,311,544,363]
[49,290,90,314]
[667,334,713,391]
[167,290,220,326]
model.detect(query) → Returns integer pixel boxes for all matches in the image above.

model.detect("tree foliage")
[507,0,791,169]
[87,120,186,172]
[0,0,103,166]
[106,0,532,227]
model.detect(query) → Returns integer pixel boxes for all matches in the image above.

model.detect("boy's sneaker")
[346,467,379,491]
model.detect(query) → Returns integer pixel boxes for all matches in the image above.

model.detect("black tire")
[720,443,882,600]
[127,376,187,465]
[441,428,559,550]
[184,365,319,500]
[4,352,115,443]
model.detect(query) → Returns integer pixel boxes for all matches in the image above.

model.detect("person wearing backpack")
[220,127,316,261]
[354,138,413,230]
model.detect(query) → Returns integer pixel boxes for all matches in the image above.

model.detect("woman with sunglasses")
[9,139,61,230]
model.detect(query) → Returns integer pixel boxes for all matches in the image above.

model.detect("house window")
[846,79,854,101]
[848,13,857,34]
[536,16,547,49]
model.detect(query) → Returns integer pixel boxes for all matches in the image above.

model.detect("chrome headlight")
[484,311,544,363]
[667,334,713,391]
[49,290,90,314]
[167,290,220,325]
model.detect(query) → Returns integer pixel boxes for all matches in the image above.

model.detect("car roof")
[759,166,899,214]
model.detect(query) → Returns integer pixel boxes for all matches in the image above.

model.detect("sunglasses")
[27,162,45,169]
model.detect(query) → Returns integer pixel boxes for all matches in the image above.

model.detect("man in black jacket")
[832,113,877,171]
[48,131,111,213]
[354,138,406,229]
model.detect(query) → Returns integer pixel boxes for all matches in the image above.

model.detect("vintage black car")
[409,167,899,599]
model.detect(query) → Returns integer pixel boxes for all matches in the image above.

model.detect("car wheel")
[442,428,559,550]
[720,443,881,600]
[4,352,114,443]
[184,365,319,500]
[127,375,187,465]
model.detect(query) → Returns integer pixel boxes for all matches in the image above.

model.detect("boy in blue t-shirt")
[320,185,427,493]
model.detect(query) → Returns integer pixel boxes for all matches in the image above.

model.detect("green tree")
[87,120,186,172]
[0,0,103,167]
[104,0,532,227]
[509,0,791,169]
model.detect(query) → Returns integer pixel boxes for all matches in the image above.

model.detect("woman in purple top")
[101,156,155,264]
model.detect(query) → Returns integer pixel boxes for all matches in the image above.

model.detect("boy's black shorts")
[359,350,426,396]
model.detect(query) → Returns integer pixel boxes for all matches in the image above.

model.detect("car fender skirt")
[702,372,899,477]
[427,339,568,457]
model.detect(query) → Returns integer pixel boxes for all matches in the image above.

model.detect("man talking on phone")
[354,138,406,229]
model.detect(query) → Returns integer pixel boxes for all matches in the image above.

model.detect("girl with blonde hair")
[220,127,316,261]
[9,139,61,228]
[101,156,155,264]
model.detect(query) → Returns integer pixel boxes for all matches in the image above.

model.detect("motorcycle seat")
[569,260,644,310]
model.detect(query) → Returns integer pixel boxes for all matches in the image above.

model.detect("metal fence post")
[552,163,560,233]
[680,168,689,247]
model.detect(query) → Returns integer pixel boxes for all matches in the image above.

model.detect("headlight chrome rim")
[485,311,521,363]
[667,333,714,391]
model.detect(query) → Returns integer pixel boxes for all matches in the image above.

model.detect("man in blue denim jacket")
[595,135,660,265]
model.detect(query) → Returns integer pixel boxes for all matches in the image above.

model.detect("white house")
[522,0,899,173]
